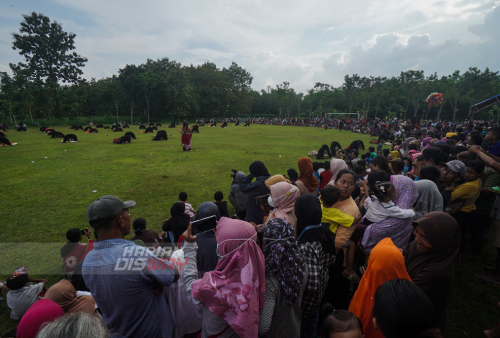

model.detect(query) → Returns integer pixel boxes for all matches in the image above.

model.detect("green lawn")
[0,124,499,337]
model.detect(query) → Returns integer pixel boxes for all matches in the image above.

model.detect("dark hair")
[179,192,188,201]
[361,154,367,160]
[408,143,418,151]
[61,228,82,257]
[6,273,29,290]
[489,126,500,137]
[323,161,331,170]
[457,151,475,163]
[357,160,367,168]
[335,169,356,183]
[313,162,320,171]
[214,191,224,201]
[466,160,485,174]
[351,185,361,200]
[450,145,467,156]
[369,147,375,152]
[372,181,393,202]
[353,166,366,175]
[420,166,441,182]
[352,150,359,156]
[382,149,390,158]
[393,159,405,173]
[469,134,483,146]
[320,303,363,338]
[401,156,413,171]
[133,218,147,236]
[371,155,392,175]
[236,207,246,220]
[368,171,391,191]
[321,186,340,206]
[373,279,442,338]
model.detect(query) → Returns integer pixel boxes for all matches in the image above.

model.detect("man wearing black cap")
[82,195,179,338]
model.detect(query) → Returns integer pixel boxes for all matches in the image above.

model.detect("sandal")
[342,270,360,283]
[358,266,366,276]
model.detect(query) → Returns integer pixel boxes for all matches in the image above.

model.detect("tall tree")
[10,12,87,117]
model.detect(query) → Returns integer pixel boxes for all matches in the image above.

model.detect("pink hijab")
[327,158,348,186]
[423,137,433,148]
[191,217,265,338]
[268,182,299,223]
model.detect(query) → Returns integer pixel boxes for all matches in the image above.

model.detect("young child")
[351,150,360,166]
[321,186,361,283]
[320,161,333,190]
[214,191,229,218]
[178,192,196,219]
[449,160,485,253]
[320,303,365,338]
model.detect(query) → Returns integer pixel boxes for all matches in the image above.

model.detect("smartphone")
[256,195,268,206]
[80,229,87,235]
[191,215,217,235]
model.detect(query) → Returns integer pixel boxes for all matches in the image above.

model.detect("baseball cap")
[87,195,136,227]
[416,147,444,162]
[441,160,466,177]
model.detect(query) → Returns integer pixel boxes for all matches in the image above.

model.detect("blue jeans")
[301,309,319,338]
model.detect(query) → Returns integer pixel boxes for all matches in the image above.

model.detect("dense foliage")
[1,13,500,125]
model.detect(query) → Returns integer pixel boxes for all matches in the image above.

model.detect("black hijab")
[294,194,336,255]
[249,161,270,177]
[194,202,220,273]
[287,168,299,182]
[163,202,191,240]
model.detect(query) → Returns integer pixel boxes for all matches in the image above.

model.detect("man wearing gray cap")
[436,160,466,209]
[82,195,178,338]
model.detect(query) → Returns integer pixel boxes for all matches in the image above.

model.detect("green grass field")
[1,124,499,337]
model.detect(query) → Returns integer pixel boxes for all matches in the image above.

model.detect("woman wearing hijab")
[240,161,272,224]
[194,202,220,273]
[404,211,461,332]
[16,299,65,338]
[413,180,443,220]
[295,194,336,338]
[326,159,348,187]
[162,202,191,243]
[259,218,308,338]
[287,168,299,183]
[422,136,433,149]
[362,175,419,252]
[182,217,266,338]
[295,157,319,195]
[180,120,192,151]
[44,279,96,314]
[265,175,291,189]
[265,182,299,228]
[348,238,412,338]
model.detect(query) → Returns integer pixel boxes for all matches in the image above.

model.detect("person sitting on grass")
[130,218,165,249]
[179,192,196,219]
[319,161,332,190]
[61,134,78,143]
[6,267,49,320]
[61,228,94,278]
[0,136,16,146]
[112,135,132,144]
[320,185,361,283]
[214,191,229,218]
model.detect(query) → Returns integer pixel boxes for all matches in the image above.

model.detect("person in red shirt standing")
[320,161,333,190]
[61,228,93,277]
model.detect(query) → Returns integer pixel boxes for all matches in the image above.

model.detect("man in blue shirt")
[83,195,178,338]
[486,126,500,157]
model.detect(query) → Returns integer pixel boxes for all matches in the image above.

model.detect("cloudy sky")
[1,0,499,92]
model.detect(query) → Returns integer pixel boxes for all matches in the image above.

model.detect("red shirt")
[320,170,333,189]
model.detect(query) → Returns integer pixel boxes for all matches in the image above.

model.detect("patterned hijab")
[297,157,318,191]
[191,217,265,338]
[263,218,306,306]
[268,182,299,224]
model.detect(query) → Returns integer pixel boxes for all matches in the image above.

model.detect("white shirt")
[6,283,44,320]
[363,197,415,223]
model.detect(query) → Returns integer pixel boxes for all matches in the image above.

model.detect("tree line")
[1,12,500,125]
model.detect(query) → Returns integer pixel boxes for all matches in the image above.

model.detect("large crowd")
[3,117,500,338]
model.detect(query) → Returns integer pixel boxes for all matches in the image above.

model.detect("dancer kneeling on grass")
[112,135,132,144]
[61,134,78,143]
[181,120,192,151]
[0,136,16,146]
[152,130,168,141]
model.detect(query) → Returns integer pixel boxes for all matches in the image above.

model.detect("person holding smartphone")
[60,228,93,277]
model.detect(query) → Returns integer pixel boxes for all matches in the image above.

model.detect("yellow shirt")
[321,202,355,233]
[451,179,481,212]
